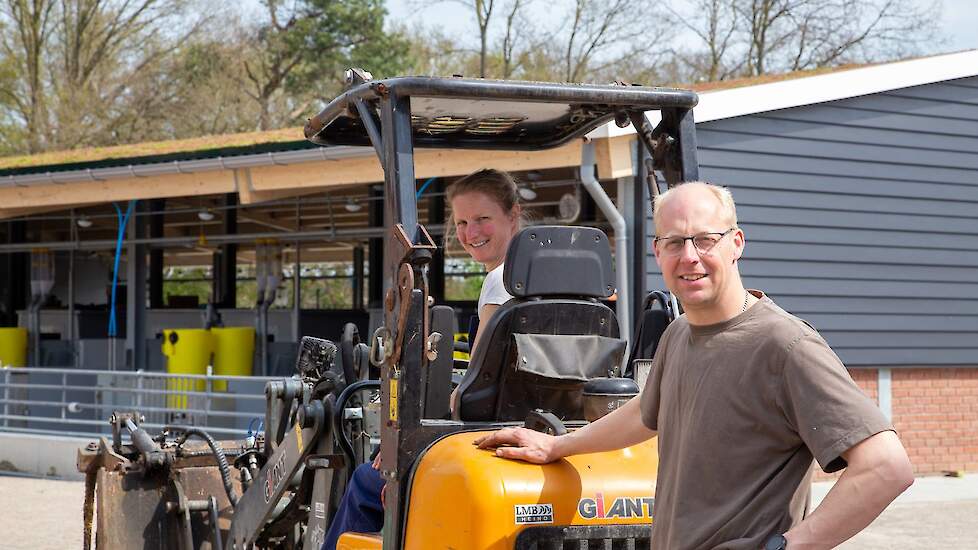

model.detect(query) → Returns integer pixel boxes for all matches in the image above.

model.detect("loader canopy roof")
[305,74,698,150]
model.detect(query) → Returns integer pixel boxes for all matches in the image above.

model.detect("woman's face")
[450,191,520,271]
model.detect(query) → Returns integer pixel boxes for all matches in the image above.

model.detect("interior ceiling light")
[76,216,93,228]
[344,198,363,213]
[518,185,537,201]
[197,209,216,222]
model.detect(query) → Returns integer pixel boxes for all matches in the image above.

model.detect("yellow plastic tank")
[453,333,470,362]
[0,328,28,368]
[161,328,213,408]
[334,431,658,549]
[210,326,255,391]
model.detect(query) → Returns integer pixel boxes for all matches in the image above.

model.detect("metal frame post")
[878,368,892,421]
[1,221,28,327]
[3,368,9,428]
[377,90,427,550]
[293,242,301,341]
[427,179,446,302]
[367,186,384,309]
[126,202,148,371]
[215,194,238,308]
[353,246,365,310]
[632,140,651,324]
[149,199,165,309]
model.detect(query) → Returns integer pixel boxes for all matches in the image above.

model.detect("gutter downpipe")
[579,141,631,356]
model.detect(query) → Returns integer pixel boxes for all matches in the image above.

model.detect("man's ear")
[732,229,746,263]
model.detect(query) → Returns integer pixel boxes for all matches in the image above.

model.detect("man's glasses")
[653,229,735,256]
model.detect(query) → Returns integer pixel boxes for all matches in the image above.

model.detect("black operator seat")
[453,225,627,422]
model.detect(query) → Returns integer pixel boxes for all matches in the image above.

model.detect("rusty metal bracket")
[391,263,415,366]
[383,223,437,369]
[391,223,437,266]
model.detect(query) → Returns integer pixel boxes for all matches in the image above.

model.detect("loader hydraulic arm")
[225,399,328,549]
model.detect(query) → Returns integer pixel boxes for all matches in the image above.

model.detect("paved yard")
[1,473,975,549]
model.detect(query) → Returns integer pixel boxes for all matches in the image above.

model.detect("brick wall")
[892,368,978,475]
[814,367,978,481]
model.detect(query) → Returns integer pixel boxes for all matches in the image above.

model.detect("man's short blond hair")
[652,181,738,233]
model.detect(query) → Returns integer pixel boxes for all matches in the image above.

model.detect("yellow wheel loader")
[78,69,698,549]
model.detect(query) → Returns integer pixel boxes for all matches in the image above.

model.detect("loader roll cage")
[303,70,699,550]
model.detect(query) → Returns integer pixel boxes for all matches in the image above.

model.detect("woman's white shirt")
[477,264,513,315]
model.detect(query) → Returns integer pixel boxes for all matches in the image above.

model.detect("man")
[475,182,913,549]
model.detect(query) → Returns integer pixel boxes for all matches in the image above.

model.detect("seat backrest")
[454,226,626,422]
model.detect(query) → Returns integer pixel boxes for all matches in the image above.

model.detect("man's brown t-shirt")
[639,292,892,550]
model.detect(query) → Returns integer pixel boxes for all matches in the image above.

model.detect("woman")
[321,168,524,550]
[447,168,524,351]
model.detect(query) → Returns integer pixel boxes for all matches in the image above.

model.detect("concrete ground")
[1,472,975,549]
[812,473,978,549]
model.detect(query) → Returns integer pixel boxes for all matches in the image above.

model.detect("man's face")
[653,186,744,315]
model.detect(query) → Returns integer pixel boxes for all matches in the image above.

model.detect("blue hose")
[108,200,136,337]
[415,177,437,199]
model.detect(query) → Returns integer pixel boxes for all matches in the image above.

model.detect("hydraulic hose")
[333,380,380,481]
[107,200,136,337]
[172,427,240,507]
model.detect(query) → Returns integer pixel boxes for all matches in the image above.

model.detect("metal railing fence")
[0,366,280,439]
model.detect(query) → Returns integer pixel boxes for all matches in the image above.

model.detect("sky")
[385,0,978,56]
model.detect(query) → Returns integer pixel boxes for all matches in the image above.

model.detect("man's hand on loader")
[473,427,562,464]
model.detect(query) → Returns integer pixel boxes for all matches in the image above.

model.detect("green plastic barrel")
[211,327,255,391]
[161,328,213,408]
[0,328,28,368]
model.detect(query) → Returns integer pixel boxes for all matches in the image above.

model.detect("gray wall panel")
[648,77,978,366]
[741,225,978,250]
[766,296,978,316]
[729,276,978,300]
[699,167,978,202]
[701,150,977,184]
[699,131,978,169]
[830,94,978,120]
[817,331,978,348]
[699,117,978,151]
[734,206,978,234]
[761,106,978,137]
[834,349,978,365]
[882,83,978,105]
[736,258,978,283]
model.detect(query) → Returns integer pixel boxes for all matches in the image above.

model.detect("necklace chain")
[742,291,750,313]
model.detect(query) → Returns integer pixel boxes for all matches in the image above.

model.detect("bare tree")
[241,0,305,131]
[669,0,742,82]
[474,0,494,77]
[443,0,495,77]
[51,0,200,147]
[0,0,56,153]
[499,0,525,78]
[557,0,658,83]
[734,0,941,77]
[0,0,201,151]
